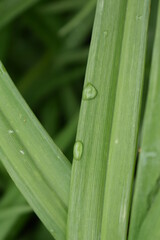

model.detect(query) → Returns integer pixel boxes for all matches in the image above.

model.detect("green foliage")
[101,0,151,237]
[67,0,127,238]
[129,1,160,239]
[0,62,71,239]
[0,0,160,240]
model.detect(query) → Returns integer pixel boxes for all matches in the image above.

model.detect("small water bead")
[73,141,83,160]
[103,30,108,37]
[8,129,14,134]
[136,15,143,20]
[83,83,97,100]
[20,150,25,155]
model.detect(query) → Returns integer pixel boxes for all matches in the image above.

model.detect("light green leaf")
[0,62,71,240]
[0,184,29,240]
[101,0,151,239]
[67,0,127,238]
[128,1,160,240]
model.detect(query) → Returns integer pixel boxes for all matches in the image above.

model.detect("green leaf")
[128,2,160,240]
[67,0,128,238]
[37,1,84,14]
[101,0,151,239]
[55,112,78,152]
[0,184,30,240]
[59,0,96,36]
[0,205,31,218]
[0,62,71,240]
[0,0,40,30]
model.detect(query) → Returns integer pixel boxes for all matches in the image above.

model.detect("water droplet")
[73,141,83,160]
[20,150,25,155]
[115,139,119,144]
[103,31,108,37]
[8,129,14,134]
[83,83,97,100]
[136,15,143,20]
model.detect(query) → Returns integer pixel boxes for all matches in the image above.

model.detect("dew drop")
[20,150,25,155]
[8,129,14,134]
[136,15,143,20]
[73,141,83,160]
[82,83,97,101]
[103,30,108,37]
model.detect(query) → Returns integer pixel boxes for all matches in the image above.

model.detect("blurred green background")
[0,0,96,239]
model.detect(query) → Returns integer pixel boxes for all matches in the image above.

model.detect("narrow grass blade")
[128,2,160,240]
[17,52,52,97]
[0,0,40,30]
[22,11,60,48]
[40,98,60,138]
[140,0,158,125]
[28,66,85,108]
[101,0,151,239]
[37,1,84,14]
[0,205,31,217]
[67,0,127,238]
[0,184,29,240]
[55,112,78,152]
[0,108,77,239]
[0,183,24,208]
[17,48,88,107]
[59,0,96,36]
[65,13,94,49]
[0,62,71,239]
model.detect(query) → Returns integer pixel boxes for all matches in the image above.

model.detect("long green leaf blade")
[0,62,71,240]
[59,0,96,36]
[0,184,29,240]
[101,0,151,239]
[0,0,40,30]
[128,2,160,239]
[37,1,84,14]
[67,0,127,238]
